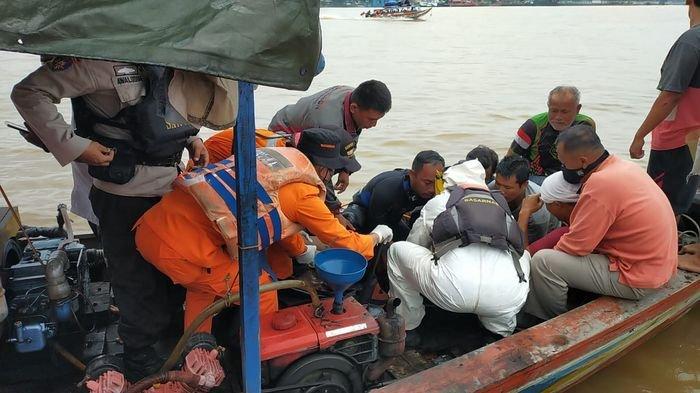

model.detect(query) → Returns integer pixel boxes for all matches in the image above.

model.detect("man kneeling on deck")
[135,128,393,333]
[524,125,678,321]
[386,160,531,343]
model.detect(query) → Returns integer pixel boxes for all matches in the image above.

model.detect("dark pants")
[648,145,694,215]
[89,186,172,349]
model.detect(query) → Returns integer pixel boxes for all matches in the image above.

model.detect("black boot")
[123,345,164,383]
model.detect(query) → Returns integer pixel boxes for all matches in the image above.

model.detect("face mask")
[561,150,610,184]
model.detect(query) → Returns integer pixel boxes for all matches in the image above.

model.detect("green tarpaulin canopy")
[0,0,321,90]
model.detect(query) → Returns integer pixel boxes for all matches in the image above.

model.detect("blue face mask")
[561,150,609,184]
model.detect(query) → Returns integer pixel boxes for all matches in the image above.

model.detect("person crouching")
[134,128,393,333]
[386,159,531,344]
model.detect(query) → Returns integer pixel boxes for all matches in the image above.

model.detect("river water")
[0,5,697,391]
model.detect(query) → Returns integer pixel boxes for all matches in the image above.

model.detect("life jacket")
[72,65,198,165]
[431,186,527,282]
[174,147,325,275]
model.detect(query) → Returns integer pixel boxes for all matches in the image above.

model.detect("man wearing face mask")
[507,86,595,185]
[135,128,393,334]
[523,125,678,321]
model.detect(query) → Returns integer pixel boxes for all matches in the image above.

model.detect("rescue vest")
[175,147,326,261]
[431,186,526,282]
[72,65,198,164]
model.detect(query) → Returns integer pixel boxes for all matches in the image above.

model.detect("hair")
[412,150,445,172]
[350,80,392,113]
[694,0,700,7]
[548,85,581,105]
[495,155,530,184]
[466,145,499,173]
[555,124,604,154]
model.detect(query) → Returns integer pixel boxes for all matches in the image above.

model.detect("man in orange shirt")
[135,128,393,332]
[524,125,677,320]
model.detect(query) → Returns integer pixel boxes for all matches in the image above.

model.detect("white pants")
[387,241,531,336]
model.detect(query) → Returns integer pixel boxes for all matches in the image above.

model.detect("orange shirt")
[137,183,375,277]
[555,155,677,288]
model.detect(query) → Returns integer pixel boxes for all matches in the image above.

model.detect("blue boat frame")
[232,81,262,393]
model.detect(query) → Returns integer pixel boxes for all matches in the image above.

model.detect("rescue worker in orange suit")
[135,128,394,333]
[186,127,302,281]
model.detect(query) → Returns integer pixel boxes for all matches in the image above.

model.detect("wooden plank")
[373,270,699,393]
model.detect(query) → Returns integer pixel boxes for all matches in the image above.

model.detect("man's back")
[556,156,677,288]
[268,85,354,136]
[351,169,424,239]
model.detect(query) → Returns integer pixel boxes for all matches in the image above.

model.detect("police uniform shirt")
[11,58,195,197]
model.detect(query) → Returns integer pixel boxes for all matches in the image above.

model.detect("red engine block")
[260,297,379,368]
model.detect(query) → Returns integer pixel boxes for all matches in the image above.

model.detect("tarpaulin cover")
[0,0,321,90]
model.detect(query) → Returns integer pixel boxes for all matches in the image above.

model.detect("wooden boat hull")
[373,270,699,392]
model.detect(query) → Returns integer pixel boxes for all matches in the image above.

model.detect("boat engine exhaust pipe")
[366,298,406,381]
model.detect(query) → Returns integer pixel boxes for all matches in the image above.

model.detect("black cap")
[297,128,349,170]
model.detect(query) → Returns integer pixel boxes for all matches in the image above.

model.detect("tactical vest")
[431,186,526,282]
[72,65,198,183]
[175,147,326,270]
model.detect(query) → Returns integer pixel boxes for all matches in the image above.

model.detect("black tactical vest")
[72,66,198,184]
[431,187,526,282]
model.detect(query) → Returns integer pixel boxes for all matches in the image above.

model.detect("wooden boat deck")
[373,270,699,392]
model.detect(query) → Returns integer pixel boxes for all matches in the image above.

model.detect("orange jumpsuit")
[195,128,305,280]
[187,128,287,170]
[135,183,375,332]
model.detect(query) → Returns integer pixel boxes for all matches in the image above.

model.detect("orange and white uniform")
[135,147,374,332]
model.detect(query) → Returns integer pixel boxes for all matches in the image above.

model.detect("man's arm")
[11,59,105,166]
[280,183,377,260]
[406,193,447,248]
[630,39,699,159]
[508,119,537,159]
[629,91,683,159]
[365,187,399,232]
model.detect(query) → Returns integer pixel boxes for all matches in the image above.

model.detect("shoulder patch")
[113,65,139,76]
[48,57,73,72]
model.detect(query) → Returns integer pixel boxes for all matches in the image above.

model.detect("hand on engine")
[371,225,393,244]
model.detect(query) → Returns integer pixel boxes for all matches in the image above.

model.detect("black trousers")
[648,145,694,215]
[89,186,172,349]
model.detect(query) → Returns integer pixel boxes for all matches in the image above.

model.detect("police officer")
[386,159,531,345]
[11,57,235,380]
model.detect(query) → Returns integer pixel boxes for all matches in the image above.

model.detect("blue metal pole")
[233,81,261,393]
